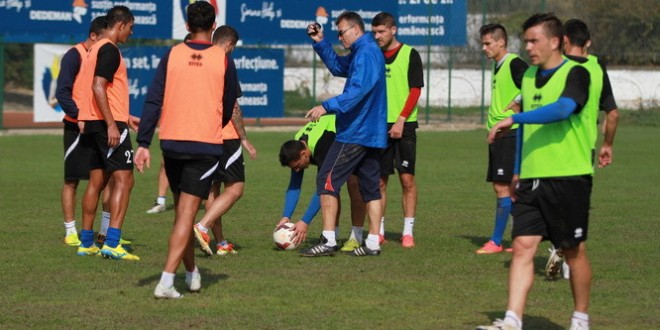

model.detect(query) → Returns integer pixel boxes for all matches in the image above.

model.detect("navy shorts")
[164,155,220,199]
[380,122,417,176]
[486,129,516,183]
[316,142,381,202]
[511,175,592,249]
[63,121,91,180]
[84,121,134,172]
[214,139,245,184]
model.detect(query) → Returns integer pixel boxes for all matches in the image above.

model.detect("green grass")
[0,125,658,329]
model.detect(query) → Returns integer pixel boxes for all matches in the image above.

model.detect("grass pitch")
[0,124,658,329]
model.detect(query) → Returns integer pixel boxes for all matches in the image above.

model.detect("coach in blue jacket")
[302,11,387,257]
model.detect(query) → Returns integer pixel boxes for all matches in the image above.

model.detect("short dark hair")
[564,19,591,48]
[336,11,365,33]
[89,15,107,37]
[372,12,396,28]
[105,5,134,28]
[279,140,305,166]
[212,25,239,45]
[187,1,215,33]
[479,23,508,47]
[522,13,563,48]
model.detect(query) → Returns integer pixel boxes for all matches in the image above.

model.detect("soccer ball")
[273,222,299,251]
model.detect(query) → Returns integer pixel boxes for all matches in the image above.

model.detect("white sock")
[100,211,110,236]
[572,311,589,326]
[403,217,415,236]
[504,310,522,328]
[379,217,385,236]
[350,226,364,244]
[322,230,336,247]
[159,271,175,288]
[186,266,199,282]
[366,234,380,250]
[64,220,77,235]
[157,196,166,205]
[334,226,340,239]
[196,223,208,233]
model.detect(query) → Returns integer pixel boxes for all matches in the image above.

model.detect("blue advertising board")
[0,0,172,43]
[232,48,284,118]
[397,0,467,46]
[121,45,169,117]
[226,0,397,45]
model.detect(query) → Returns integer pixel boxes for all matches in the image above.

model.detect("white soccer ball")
[273,222,299,251]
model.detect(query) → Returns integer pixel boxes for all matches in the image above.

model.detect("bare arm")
[231,101,257,159]
[598,109,619,168]
[92,76,119,147]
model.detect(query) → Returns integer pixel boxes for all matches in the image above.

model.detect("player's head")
[564,19,591,50]
[212,25,239,54]
[336,11,365,49]
[279,140,311,172]
[105,5,134,43]
[522,13,563,66]
[479,23,508,61]
[371,12,397,50]
[88,15,107,42]
[187,1,216,34]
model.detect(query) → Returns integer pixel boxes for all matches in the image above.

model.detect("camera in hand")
[307,23,321,36]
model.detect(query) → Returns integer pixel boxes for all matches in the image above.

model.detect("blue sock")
[81,229,95,248]
[106,227,122,248]
[491,197,512,245]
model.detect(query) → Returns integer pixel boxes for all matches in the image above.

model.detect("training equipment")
[76,244,100,256]
[64,233,81,246]
[476,319,522,330]
[100,244,140,261]
[340,238,361,252]
[146,202,167,214]
[154,284,182,299]
[217,243,238,255]
[401,235,415,248]
[193,224,213,256]
[186,272,201,292]
[476,240,502,254]
[545,247,563,279]
[347,245,381,257]
[273,222,299,251]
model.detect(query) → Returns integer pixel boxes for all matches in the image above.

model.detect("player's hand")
[389,117,405,139]
[107,123,120,148]
[77,121,85,133]
[598,144,613,168]
[128,115,140,132]
[290,221,309,245]
[305,105,326,122]
[487,117,514,144]
[242,139,257,160]
[509,174,520,202]
[134,146,151,174]
[505,100,522,114]
[306,23,323,42]
[277,217,290,228]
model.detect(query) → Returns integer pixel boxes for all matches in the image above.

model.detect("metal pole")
[447,47,453,121]
[480,0,487,124]
[311,52,317,108]
[424,1,433,124]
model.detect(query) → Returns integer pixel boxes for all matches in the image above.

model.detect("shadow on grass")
[136,267,229,290]
[481,311,564,330]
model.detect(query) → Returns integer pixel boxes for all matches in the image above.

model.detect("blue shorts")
[316,142,381,202]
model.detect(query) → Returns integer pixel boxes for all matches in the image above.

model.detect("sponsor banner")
[233,48,284,118]
[33,44,70,123]
[34,44,283,122]
[1,0,171,43]
[397,0,467,46]
[34,43,168,122]
[172,0,226,40]
[225,0,397,45]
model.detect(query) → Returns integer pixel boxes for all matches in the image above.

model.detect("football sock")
[366,234,380,250]
[504,310,522,329]
[379,217,385,236]
[402,217,415,236]
[105,227,121,248]
[186,266,200,283]
[322,230,336,247]
[217,240,228,248]
[350,226,364,244]
[81,229,94,248]
[491,197,512,246]
[64,220,77,236]
[196,223,209,233]
[571,311,589,327]
[156,196,166,205]
[159,272,175,288]
[100,211,110,236]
